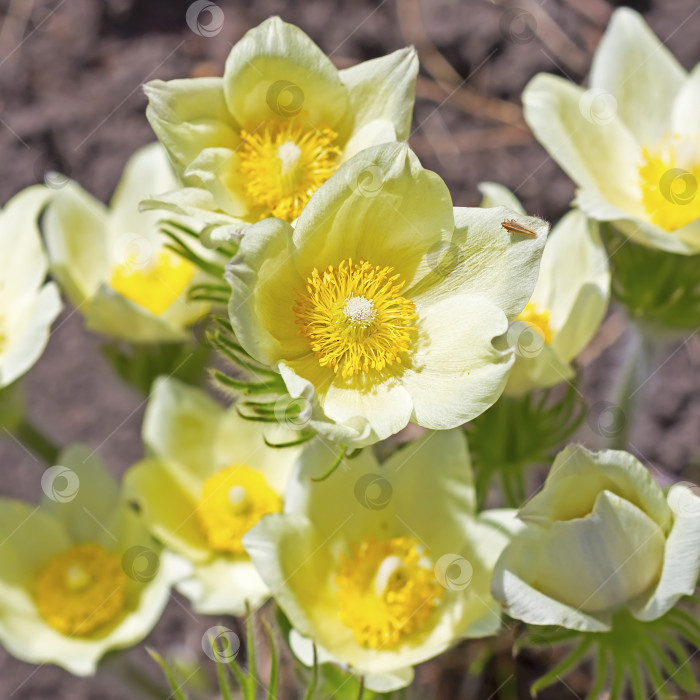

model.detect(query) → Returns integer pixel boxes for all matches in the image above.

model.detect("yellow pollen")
[516,302,553,344]
[335,536,443,649]
[237,119,341,222]
[294,259,417,378]
[35,542,126,636]
[110,247,195,315]
[639,134,700,231]
[196,465,282,555]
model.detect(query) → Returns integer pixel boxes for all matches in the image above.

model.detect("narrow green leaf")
[146,648,189,700]
[311,447,347,482]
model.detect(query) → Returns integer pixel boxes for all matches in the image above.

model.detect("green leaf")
[147,649,189,700]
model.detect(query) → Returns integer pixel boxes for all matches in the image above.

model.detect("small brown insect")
[502,219,537,237]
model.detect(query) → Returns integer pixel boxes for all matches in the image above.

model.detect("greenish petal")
[672,64,700,136]
[543,211,610,360]
[145,77,238,178]
[532,490,665,613]
[478,182,525,213]
[410,205,548,321]
[291,142,454,291]
[183,146,248,218]
[177,557,269,616]
[523,74,643,219]
[223,17,349,136]
[630,483,700,621]
[590,8,685,145]
[0,499,69,588]
[43,180,110,306]
[503,342,573,396]
[108,143,179,239]
[123,458,211,562]
[606,208,700,256]
[0,186,52,298]
[142,376,223,491]
[0,282,61,389]
[227,217,307,367]
[401,294,513,429]
[339,47,418,142]
[491,530,612,632]
[40,444,121,544]
[519,444,672,531]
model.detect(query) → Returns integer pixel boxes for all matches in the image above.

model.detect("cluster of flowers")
[0,9,699,698]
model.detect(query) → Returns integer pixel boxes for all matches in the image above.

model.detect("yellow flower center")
[294,259,417,378]
[336,536,443,649]
[639,134,700,232]
[237,119,341,222]
[516,302,553,344]
[196,465,282,555]
[110,247,195,315]
[35,542,126,636]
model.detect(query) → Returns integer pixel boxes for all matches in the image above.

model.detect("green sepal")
[521,600,700,699]
[466,381,586,508]
[602,223,700,332]
[101,339,210,395]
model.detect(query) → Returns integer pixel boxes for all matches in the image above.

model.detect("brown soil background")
[0,0,699,698]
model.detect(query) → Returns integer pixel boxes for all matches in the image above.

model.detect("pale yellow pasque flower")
[143,16,418,236]
[244,429,515,691]
[227,143,549,447]
[0,445,188,675]
[480,183,610,395]
[124,377,300,615]
[491,444,700,631]
[0,186,61,388]
[43,143,207,343]
[524,8,700,254]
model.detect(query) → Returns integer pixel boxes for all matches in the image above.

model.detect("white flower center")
[277,141,302,175]
[373,555,406,597]
[65,563,92,591]
[228,485,247,508]
[343,295,377,328]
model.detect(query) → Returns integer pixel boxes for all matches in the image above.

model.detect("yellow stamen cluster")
[196,465,282,555]
[639,135,700,232]
[336,536,443,649]
[517,302,553,344]
[35,542,126,636]
[294,259,417,378]
[110,247,195,315]
[237,119,341,222]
